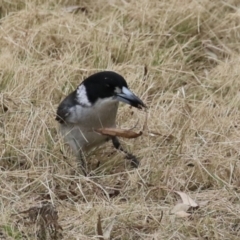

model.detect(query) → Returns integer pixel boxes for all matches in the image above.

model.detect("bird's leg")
[77,149,88,176]
[72,137,88,176]
[111,136,139,168]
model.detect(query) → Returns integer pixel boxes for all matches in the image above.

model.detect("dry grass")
[1,0,240,239]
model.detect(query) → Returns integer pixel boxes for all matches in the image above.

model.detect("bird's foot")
[125,153,139,168]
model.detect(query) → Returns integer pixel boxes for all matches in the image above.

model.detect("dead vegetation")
[1,0,240,239]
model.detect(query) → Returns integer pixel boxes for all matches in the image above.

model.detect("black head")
[82,71,127,102]
[78,71,146,109]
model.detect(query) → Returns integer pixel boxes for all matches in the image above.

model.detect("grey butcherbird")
[56,71,146,175]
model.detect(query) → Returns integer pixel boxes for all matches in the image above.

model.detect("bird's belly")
[61,101,118,154]
[60,123,113,154]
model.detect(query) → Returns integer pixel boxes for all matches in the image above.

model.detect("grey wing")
[56,91,77,124]
[56,105,70,123]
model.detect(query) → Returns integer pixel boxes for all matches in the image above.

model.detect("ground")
[1,0,240,239]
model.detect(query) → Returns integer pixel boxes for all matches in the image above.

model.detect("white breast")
[60,98,119,154]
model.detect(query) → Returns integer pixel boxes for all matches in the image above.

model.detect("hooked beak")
[116,86,146,109]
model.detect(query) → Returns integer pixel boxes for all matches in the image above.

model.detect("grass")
[1,0,240,239]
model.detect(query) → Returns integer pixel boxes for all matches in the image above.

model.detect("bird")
[56,71,146,175]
